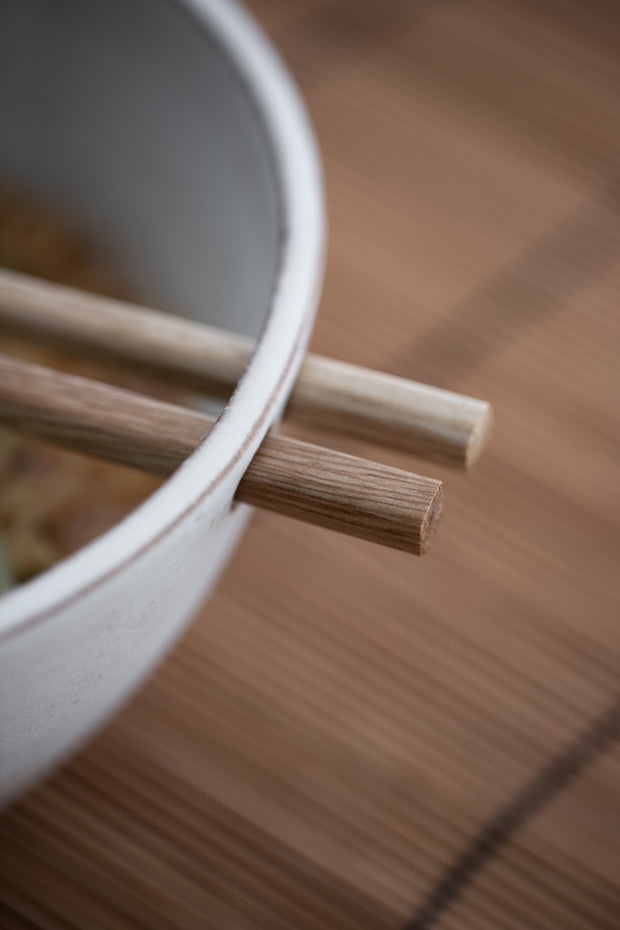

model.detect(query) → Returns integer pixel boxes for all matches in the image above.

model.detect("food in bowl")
[0,188,170,587]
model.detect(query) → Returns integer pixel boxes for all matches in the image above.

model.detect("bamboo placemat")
[2,1,620,927]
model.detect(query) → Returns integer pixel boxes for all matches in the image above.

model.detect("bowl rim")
[0,0,325,639]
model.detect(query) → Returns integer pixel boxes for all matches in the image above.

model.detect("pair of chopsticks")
[0,268,492,554]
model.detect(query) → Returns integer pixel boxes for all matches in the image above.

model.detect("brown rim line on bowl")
[0,267,493,470]
[0,352,443,556]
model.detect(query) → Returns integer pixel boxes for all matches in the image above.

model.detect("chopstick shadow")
[396,179,620,386]
[402,690,620,929]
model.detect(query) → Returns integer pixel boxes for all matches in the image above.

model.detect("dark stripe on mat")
[403,691,620,929]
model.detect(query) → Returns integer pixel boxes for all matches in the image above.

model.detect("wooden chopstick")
[0,268,492,468]
[0,353,443,555]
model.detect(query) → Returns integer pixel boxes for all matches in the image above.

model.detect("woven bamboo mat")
[2,1,620,927]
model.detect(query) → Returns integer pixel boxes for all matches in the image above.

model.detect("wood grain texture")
[1,1,620,928]
[0,353,442,554]
[0,268,491,467]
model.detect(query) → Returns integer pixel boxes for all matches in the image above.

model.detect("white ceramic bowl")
[0,0,324,804]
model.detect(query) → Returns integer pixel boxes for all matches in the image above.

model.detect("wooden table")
[2,1,620,927]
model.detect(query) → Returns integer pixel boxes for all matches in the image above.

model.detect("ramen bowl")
[0,0,323,803]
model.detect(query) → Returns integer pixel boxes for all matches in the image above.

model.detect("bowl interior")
[0,0,323,636]
[0,0,280,336]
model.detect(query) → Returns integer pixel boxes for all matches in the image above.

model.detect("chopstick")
[0,353,443,555]
[0,268,492,468]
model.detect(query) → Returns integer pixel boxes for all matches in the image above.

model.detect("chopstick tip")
[464,400,493,469]
[419,479,444,555]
